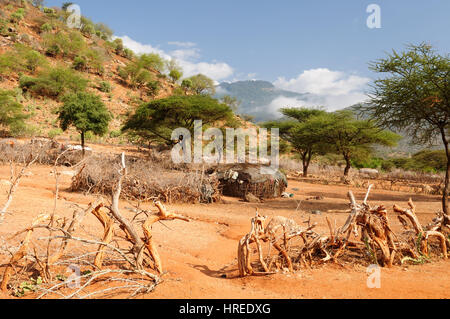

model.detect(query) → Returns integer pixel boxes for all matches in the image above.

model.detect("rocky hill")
[0,1,179,142]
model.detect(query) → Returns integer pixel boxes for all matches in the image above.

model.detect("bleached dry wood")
[141,201,189,274]
[393,199,423,234]
[394,199,448,259]
[90,204,115,269]
[1,214,51,291]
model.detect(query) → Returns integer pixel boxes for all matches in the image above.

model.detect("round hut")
[208,164,287,200]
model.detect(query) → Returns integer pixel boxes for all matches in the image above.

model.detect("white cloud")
[114,35,234,81]
[274,68,370,110]
[168,41,197,48]
[170,48,201,61]
[249,96,307,119]
[116,35,169,59]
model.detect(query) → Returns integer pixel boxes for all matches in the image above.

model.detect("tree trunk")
[301,149,312,178]
[440,128,449,216]
[81,131,86,157]
[343,155,351,177]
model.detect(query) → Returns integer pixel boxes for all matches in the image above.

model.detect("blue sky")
[44,0,450,111]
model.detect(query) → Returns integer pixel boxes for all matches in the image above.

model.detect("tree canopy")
[263,107,328,177]
[263,108,400,177]
[362,43,450,214]
[317,110,400,177]
[187,74,216,95]
[58,92,111,155]
[122,95,234,145]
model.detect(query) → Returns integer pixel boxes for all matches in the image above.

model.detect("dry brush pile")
[237,185,450,277]
[0,152,191,298]
[70,153,221,204]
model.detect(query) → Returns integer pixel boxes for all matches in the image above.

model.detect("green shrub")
[352,157,383,169]
[83,47,106,75]
[411,150,447,172]
[98,81,112,93]
[0,44,47,75]
[20,67,89,99]
[382,150,447,173]
[10,10,24,24]
[45,44,60,57]
[139,53,165,72]
[113,38,124,55]
[0,89,28,135]
[109,130,121,138]
[72,55,87,71]
[381,160,395,172]
[0,18,9,36]
[123,48,134,60]
[47,128,63,138]
[94,22,113,40]
[43,7,56,15]
[81,23,95,36]
[40,23,53,33]
[169,69,182,82]
[43,31,86,58]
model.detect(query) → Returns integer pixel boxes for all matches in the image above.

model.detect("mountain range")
[215,80,311,122]
[215,81,441,157]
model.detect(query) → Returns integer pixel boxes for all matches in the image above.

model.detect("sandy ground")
[0,164,448,299]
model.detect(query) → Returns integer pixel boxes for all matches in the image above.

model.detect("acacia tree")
[188,74,216,95]
[220,95,241,112]
[58,92,111,156]
[320,111,400,177]
[362,43,450,216]
[122,95,234,145]
[263,108,327,177]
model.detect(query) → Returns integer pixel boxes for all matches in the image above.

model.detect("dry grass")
[280,157,445,195]
[70,154,221,204]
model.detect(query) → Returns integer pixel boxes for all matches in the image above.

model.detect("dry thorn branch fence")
[238,185,450,277]
[0,152,191,298]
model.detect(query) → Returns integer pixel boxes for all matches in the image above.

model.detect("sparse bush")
[0,89,29,136]
[43,7,56,15]
[42,31,86,58]
[0,44,47,75]
[10,9,25,24]
[169,69,182,83]
[94,22,113,40]
[81,23,95,36]
[20,67,89,99]
[45,43,60,57]
[0,18,9,36]
[72,55,87,71]
[109,130,121,138]
[47,128,63,139]
[123,48,134,60]
[40,22,52,33]
[113,38,124,55]
[146,80,160,97]
[98,81,112,93]
[140,53,165,72]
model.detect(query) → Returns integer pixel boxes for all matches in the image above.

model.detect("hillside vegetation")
[0,0,208,142]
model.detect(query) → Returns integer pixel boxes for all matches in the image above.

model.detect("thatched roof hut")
[208,164,287,199]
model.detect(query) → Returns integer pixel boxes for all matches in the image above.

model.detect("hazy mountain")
[215,80,311,122]
[346,105,442,157]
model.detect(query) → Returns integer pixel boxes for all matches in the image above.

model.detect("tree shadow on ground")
[189,264,240,279]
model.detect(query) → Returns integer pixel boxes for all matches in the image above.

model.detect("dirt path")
[0,164,448,299]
